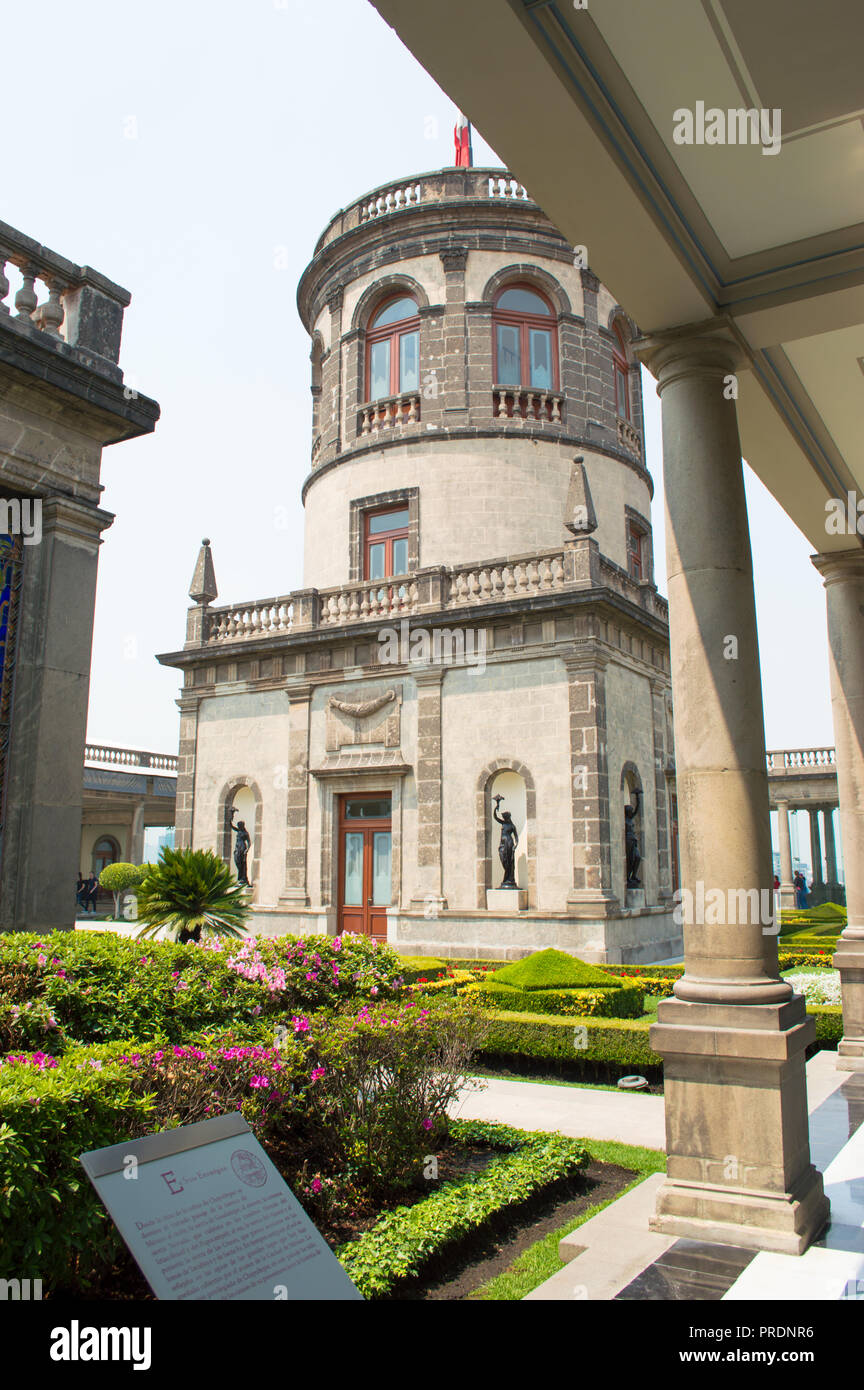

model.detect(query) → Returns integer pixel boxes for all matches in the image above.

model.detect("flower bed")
[338,1119,588,1298]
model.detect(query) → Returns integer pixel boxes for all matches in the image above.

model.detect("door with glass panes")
[337,794,392,940]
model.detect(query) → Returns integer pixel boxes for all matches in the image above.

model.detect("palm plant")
[135,847,250,942]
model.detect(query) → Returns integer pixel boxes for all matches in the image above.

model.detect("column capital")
[284,681,313,705]
[632,320,745,389]
[811,548,864,585]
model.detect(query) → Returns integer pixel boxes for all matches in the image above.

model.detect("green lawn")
[467,1138,666,1301]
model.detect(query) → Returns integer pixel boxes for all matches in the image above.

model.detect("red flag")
[454,113,473,167]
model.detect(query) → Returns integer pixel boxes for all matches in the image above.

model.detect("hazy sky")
[3,0,834,755]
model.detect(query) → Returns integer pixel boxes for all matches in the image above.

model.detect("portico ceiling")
[369,0,864,549]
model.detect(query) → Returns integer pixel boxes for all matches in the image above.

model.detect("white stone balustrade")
[766,748,836,771]
[193,545,676,645]
[318,578,419,625]
[360,184,423,221]
[447,554,566,605]
[205,598,294,642]
[359,392,421,434]
[85,744,178,772]
[494,386,564,423]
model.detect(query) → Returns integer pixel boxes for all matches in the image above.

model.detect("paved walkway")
[450,1075,666,1149]
[523,1051,864,1301]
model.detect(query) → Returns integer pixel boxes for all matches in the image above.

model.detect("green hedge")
[466,980,645,1019]
[338,1119,588,1298]
[395,956,449,983]
[477,1010,661,1074]
[810,1006,843,1048]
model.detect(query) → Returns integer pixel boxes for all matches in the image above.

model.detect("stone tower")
[161,167,679,963]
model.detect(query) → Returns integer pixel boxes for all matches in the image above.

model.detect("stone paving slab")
[450,1076,666,1149]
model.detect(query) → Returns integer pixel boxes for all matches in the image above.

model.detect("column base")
[649,1165,829,1255]
[565,890,621,918]
[833,938,864,1069]
[837,1038,864,1071]
[650,994,829,1255]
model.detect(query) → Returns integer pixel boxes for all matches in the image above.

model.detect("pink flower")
[249,1075,270,1089]
[292,1016,310,1033]
[56,969,66,979]
[332,937,342,953]
[370,985,378,996]
[36,954,47,967]
[311,1178,322,1194]
[152,1050,164,1062]
[422,1118,433,1130]
[310,1067,326,1082]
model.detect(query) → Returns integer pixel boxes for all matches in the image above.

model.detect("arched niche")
[475,758,537,907]
[218,779,262,894]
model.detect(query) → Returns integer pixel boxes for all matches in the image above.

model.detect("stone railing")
[617,417,642,456]
[494,386,564,424]
[314,168,538,251]
[85,744,178,773]
[205,597,295,643]
[318,578,418,625]
[0,220,131,371]
[448,553,566,605]
[766,748,836,772]
[598,555,668,622]
[190,544,671,646]
[359,392,422,435]
[360,182,423,222]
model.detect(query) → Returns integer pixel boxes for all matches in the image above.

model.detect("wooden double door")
[337,793,392,940]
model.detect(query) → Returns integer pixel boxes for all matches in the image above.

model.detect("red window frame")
[627,520,645,581]
[364,507,410,581]
[613,325,631,421]
[492,285,558,390]
[365,296,420,401]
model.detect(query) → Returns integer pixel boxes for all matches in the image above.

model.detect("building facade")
[160,168,680,964]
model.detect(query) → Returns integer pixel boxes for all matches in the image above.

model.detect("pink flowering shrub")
[299,998,485,1193]
[0,930,406,1048]
[0,997,65,1054]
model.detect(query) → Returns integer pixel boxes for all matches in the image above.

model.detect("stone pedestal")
[486,888,527,911]
[812,552,864,1070]
[624,887,646,910]
[650,995,829,1252]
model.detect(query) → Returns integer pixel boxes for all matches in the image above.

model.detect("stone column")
[0,495,114,932]
[809,809,824,889]
[638,330,827,1253]
[279,684,312,907]
[811,551,864,1069]
[776,800,796,912]
[129,803,146,865]
[173,694,201,849]
[410,668,447,914]
[823,805,838,889]
[564,651,619,915]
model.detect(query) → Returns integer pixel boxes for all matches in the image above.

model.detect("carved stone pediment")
[325,685,401,753]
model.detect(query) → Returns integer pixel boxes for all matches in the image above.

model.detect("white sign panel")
[80,1112,362,1301]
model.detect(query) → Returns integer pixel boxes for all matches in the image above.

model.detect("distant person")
[773,874,780,892]
[794,871,808,909]
[76,873,87,910]
[85,873,99,914]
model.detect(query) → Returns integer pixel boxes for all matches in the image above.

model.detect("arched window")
[613,324,631,421]
[366,295,420,401]
[493,285,557,389]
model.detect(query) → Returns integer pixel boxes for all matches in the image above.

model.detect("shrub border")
[337,1118,588,1298]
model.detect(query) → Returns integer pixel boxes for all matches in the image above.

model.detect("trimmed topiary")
[492,948,622,992]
